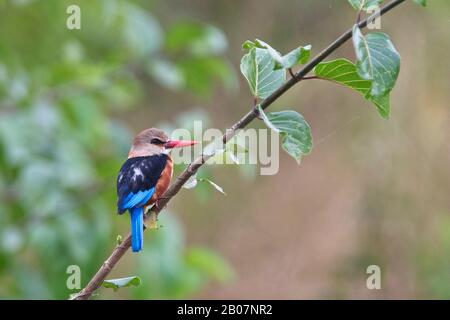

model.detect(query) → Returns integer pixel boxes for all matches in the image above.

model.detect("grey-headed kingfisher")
[116,128,197,252]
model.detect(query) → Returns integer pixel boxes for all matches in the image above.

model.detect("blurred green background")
[0,0,449,299]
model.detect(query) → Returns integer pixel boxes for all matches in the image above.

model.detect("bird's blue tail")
[130,207,144,252]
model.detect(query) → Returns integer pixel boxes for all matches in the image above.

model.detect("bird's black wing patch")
[116,154,168,214]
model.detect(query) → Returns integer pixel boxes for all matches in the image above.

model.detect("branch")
[71,0,405,300]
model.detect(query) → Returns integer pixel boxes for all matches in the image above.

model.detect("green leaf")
[244,39,311,70]
[199,178,227,195]
[205,147,242,165]
[352,25,400,97]
[226,151,240,165]
[183,175,198,189]
[240,48,285,99]
[314,58,390,118]
[413,0,426,7]
[242,40,259,50]
[258,107,312,163]
[183,175,226,195]
[226,137,250,166]
[370,93,390,119]
[347,0,384,11]
[227,140,249,155]
[280,45,312,69]
[102,276,141,292]
[202,140,224,157]
[257,105,281,133]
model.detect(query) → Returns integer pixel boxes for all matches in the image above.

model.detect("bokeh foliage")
[0,0,234,299]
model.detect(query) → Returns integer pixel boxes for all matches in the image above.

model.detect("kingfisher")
[117,128,197,252]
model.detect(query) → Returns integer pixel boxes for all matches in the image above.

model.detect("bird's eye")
[150,138,164,145]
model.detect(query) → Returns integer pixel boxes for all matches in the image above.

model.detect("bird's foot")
[146,211,160,230]
[147,220,161,230]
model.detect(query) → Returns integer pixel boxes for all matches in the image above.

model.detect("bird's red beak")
[164,140,198,149]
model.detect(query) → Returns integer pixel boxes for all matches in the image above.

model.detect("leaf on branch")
[257,106,312,163]
[203,138,248,165]
[116,234,123,245]
[202,140,224,157]
[226,150,240,165]
[200,178,227,195]
[102,276,141,292]
[183,175,227,195]
[347,0,385,11]
[413,0,426,7]
[279,45,312,69]
[242,40,262,50]
[314,58,391,118]
[204,148,238,165]
[183,175,198,189]
[352,25,400,98]
[257,105,280,133]
[227,140,249,155]
[226,140,248,165]
[240,47,285,99]
[244,39,312,70]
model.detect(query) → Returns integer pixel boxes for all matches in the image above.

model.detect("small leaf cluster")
[240,39,313,163]
[236,0,426,165]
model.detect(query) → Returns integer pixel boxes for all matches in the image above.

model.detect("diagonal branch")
[71,0,405,300]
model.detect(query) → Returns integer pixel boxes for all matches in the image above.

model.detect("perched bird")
[117,128,197,252]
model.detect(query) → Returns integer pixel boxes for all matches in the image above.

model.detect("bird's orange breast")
[147,157,173,206]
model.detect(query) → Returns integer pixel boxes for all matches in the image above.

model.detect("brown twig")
[71,235,132,300]
[71,0,405,300]
[288,68,296,79]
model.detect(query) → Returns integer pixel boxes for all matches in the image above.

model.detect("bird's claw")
[147,211,160,230]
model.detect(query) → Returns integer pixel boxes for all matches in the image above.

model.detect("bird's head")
[129,128,198,158]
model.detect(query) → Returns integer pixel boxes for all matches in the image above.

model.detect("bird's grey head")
[129,128,169,158]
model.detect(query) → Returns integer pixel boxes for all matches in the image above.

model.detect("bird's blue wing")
[119,188,155,212]
[116,154,169,214]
